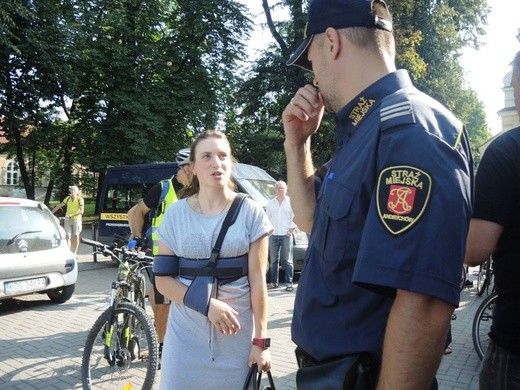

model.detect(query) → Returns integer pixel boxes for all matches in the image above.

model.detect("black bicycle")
[472,291,497,360]
[476,257,493,297]
[80,237,159,390]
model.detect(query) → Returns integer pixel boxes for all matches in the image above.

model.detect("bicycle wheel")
[476,260,491,297]
[472,293,497,360]
[82,303,159,390]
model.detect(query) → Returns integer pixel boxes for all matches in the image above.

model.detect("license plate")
[4,277,47,294]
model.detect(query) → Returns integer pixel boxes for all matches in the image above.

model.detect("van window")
[102,184,151,212]
[97,163,180,244]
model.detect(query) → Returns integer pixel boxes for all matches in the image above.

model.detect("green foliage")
[0,0,493,195]
[1,0,251,199]
[231,0,491,175]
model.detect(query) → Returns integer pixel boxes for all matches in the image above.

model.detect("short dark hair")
[341,1,395,57]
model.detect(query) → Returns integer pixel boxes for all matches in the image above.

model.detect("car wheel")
[47,284,75,303]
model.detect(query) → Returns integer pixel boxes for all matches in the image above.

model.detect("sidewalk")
[76,227,486,390]
[260,270,486,390]
[0,227,486,389]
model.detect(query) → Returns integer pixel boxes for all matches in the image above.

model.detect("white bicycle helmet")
[175,148,191,166]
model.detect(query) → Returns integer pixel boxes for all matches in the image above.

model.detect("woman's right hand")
[249,347,272,372]
[208,298,241,335]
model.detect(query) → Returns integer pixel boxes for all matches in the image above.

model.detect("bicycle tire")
[82,303,159,390]
[472,292,497,360]
[476,260,491,297]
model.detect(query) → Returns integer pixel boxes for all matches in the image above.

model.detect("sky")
[461,2,520,134]
[240,1,520,135]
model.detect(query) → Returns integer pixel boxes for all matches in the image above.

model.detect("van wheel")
[47,284,75,303]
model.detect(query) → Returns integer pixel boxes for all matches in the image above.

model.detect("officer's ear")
[324,27,341,61]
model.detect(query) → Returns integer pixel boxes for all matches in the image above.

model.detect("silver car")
[0,197,77,303]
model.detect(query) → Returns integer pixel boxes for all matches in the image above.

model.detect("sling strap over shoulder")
[183,193,248,316]
[209,193,247,267]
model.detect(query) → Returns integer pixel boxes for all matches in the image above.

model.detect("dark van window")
[103,184,152,212]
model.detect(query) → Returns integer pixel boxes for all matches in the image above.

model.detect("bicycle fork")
[103,282,136,367]
[103,283,119,366]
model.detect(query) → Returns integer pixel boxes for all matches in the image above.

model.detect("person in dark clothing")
[465,50,520,390]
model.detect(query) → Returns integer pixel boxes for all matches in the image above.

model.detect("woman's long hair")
[178,130,238,199]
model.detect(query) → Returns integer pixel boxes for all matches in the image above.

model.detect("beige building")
[0,136,24,198]
[497,70,520,131]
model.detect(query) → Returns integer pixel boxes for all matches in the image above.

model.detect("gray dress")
[156,196,272,389]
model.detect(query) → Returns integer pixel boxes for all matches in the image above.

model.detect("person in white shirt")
[266,181,297,291]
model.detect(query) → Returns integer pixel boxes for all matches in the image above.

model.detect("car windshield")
[0,205,62,253]
[232,163,276,207]
[235,178,275,207]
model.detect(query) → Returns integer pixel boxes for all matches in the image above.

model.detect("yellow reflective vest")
[151,179,177,255]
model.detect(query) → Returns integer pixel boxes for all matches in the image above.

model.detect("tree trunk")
[13,127,35,199]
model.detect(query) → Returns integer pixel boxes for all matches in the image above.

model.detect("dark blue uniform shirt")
[291,70,474,362]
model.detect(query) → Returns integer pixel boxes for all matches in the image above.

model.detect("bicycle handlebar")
[81,237,105,248]
[113,233,128,242]
[80,237,154,263]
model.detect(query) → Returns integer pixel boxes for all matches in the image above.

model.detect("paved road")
[0,228,487,389]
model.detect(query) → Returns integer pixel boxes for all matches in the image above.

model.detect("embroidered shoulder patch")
[376,166,432,235]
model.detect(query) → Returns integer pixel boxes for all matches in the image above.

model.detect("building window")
[6,161,19,185]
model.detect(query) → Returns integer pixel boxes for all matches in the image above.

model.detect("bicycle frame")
[476,257,494,297]
[80,237,155,368]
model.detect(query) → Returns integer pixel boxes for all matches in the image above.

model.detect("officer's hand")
[282,84,324,146]
[208,298,241,335]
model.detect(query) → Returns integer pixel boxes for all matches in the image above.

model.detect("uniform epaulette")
[380,94,416,131]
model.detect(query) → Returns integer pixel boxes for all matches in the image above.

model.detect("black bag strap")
[243,363,276,390]
[208,193,247,268]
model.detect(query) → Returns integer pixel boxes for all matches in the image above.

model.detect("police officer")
[282,0,473,388]
[127,148,192,361]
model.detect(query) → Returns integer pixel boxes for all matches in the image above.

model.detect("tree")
[232,0,491,175]
[59,0,251,186]
[0,0,73,199]
[1,0,251,199]
[387,0,492,164]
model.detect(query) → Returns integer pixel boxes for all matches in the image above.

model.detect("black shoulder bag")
[183,193,247,316]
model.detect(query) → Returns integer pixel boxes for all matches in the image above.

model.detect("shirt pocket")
[315,179,357,267]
